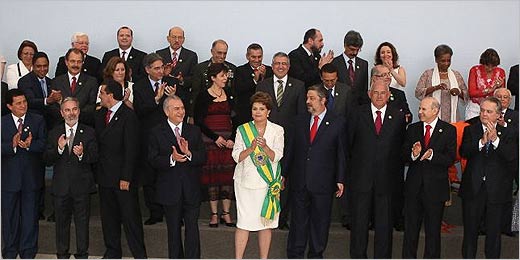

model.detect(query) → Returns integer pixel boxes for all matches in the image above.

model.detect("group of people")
[1,25,518,259]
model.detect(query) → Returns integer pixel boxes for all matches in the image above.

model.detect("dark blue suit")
[1,112,46,258]
[285,110,346,258]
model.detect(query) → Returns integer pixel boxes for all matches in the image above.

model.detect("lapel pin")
[179,59,183,63]
[388,115,392,119]
[251,73,255,77]
[335,92,339,96]
[507,119,511,123]
[114,117,118,121]
[439,129,443,133]
[230,95,234,99]
[288,83,292,87]
[498,131,501,136]
[325,121,330,125]
[79,129,83,134]
[356,65,360,69]
[390,95,394,101]
[24,127,29,132]
[129,56,133,59]
[79,82,82,86]
[83,68,87,72]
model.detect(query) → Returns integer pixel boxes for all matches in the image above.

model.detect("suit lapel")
[361,106,376,135]
[163,121,179,148]
[428,121,444,148]
[280,79,294,107]
[101,105,124,138]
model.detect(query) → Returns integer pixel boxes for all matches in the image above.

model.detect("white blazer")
[232,120,284,189]
[6,61,30,89]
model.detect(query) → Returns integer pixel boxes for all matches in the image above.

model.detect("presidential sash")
[238,121,281,220]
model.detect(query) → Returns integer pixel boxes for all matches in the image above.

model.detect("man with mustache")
[52,48,98,127]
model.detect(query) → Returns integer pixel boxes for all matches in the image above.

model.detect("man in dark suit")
[156,26,198,97]
[101,26,147,83]
[18,51,63,221]
[401,97,456,258]
[44,97,98,259]
[332,30,369,106]
[288,28,334,88]
[55,32,102,84]
[148,96,207,258]
[95,79,146,258]
[285,85,346,258]
[18,51,62,129]
[189,39,236,121]
[507,64,518,111]
[233,43,273,126]
[256,52,306,229]
[133,53,179,225]
[52,48,98,127]
[347,80,406,258]
[459,96,516,258]
[372,64,413,232]
[318,63,352,119]
[1,89,46,259]
[1,81,9,116]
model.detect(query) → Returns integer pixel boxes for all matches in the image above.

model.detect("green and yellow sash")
[238,121,281,220]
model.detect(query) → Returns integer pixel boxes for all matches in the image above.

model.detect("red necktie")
[71,76,77,94]
[348,59,355,85]
[310,115,319,143]
[424,124,432,148]
[105,110,112,126]
[375,110,382,135]
[172,52,178,68]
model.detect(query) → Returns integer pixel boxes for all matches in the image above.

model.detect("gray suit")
[51,73,98,126]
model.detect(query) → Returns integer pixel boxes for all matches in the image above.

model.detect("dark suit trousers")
[1,191,39,259]
[462,184,504,259]
[99,187,147,258]
[402,189,445,258]
[142,163,164,220]
[54,193,91,258]
[287,188,334,259]
[350,190,393,258]
[163,200,201,258]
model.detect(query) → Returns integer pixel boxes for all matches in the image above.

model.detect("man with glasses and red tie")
[101,26,147,83]
[1,89,46,259]
[95,79,146,258]
[52,48,98,127]
[401,97,456,258]
[347,80,406,258]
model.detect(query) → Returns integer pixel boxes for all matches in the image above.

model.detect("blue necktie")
[40,79,47,97]
[485,141,492,155]
[327,88,334,110]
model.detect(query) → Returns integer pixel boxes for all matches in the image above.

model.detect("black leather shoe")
[47,214,55,222]
[144,218,163,225]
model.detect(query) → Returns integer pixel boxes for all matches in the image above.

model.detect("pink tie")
[172,52,178,68]
[174,127,181,144]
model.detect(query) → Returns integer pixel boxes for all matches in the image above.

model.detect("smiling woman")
[5,40,38,89]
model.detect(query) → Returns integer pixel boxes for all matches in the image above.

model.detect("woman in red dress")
[195,62,237,227]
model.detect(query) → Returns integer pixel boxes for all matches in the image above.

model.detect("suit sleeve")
[401,126,415,164]
[186,126,207,166]
[335,120,347,184]
[81,129,99,164]
[459,125,479,159]
[19,81,45,111]
[288,53,320,87]
[121,113,139,182]
[296,85,307,116]
[55,57,67,77]
[148,129,173,171]
[28,116,47,153]
[43,128,60,166]
[507,65,519,96]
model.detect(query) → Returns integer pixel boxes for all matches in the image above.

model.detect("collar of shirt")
[273,75,288,86]
[108,101,123,121]
[310,109,327,129]
[502,108,508,115]
[342,53,355,68]
[68,72,80,82]
[370,104,387,121]
[324,85,335,96]
[423,117,439,135]
[11,113,26,127]
[302,44,312,56]
[148,77,162,88]
[167,120,183,135]
[65,122,79,135]
[119,46,133,56]
[169,46,182,57]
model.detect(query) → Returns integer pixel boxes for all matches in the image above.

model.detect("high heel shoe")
[209,212,218,228]
[220,211,236,227]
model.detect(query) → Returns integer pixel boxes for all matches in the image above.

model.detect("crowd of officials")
[1,25,518,259]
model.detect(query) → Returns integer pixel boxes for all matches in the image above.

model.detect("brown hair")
[103,56,130,82]
[17,40,38,60]
[250,91,273,111]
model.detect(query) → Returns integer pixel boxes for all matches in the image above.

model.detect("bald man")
[401,97,456,258]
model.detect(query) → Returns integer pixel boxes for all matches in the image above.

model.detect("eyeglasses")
[74,41,89,45]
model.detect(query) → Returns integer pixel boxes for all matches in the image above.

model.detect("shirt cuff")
[58,146,64,155]
[427,150,433,160]
[78,154,83,161]
[478,139,485,151]
[43,97,48,106]
[170,155,176,167]
[491,137,500,148]
[411,152,419,161]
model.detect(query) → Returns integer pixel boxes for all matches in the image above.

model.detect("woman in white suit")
[6,40,38,89]
[233,91,284,259]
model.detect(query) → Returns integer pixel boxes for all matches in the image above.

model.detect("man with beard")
[288,28,334,89]
[44,97,98,258]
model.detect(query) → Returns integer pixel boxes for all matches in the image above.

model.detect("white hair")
[70,32,89,44]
